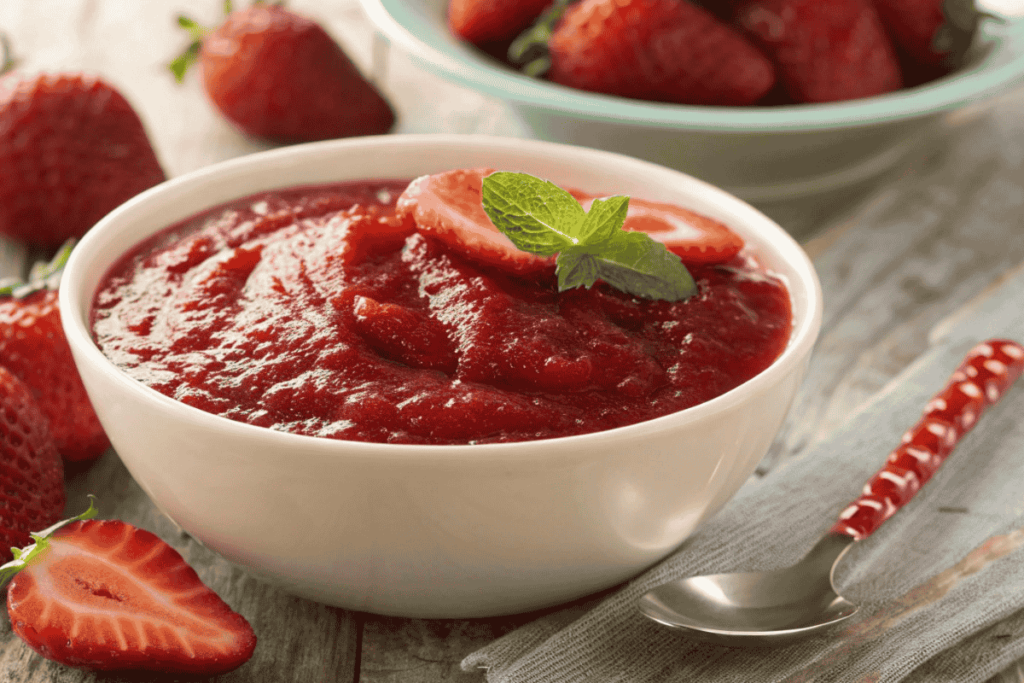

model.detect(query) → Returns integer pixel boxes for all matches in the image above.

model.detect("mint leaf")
[578,195,628,243]
[481,171,697,302]
[481,172,584,256]
[556,251,600,291]
[590,232,696,301]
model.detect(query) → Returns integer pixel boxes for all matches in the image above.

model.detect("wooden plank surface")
[3,1,1024,681]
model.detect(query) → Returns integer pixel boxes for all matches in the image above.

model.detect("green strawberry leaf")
[937,0,1001,68]
[0,33,17,77]
[0,239,75,298]
[508,0,576,77]
[170,40,202,83]
[0,496,99,588]
[481,171,584,256]
[171,12,217,83]
[481,172,696,302]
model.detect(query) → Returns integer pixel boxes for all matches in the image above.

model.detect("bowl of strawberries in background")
[59,133,822,618]
[360,0,1024,202]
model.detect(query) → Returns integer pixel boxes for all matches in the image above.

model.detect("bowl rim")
[360,0,1024,132]
[61,134,822,463]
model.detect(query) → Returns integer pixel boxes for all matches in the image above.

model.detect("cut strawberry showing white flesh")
[575,194,745,264]
[396,168,555,275]
[397,169,745,277]
[2,507,256,675]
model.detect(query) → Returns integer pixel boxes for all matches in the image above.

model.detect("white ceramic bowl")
[361,0,1024,201]
[60,135,822,618]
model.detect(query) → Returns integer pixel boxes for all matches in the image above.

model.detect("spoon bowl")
[638,533,857,646]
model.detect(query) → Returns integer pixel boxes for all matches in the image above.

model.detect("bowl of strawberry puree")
[59,134,821,618]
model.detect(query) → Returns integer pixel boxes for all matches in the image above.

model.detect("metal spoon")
[638,338,1024,646]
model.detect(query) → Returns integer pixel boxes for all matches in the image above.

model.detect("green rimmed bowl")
[361,0,1024,201]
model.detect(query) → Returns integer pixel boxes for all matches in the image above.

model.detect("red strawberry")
[545,0,775,106]
[396,169,745,276]
[0,366,65,563]
[449,0,553,45]
[174,4,395,142]
[872,0,949,68]
[734,0,903,103]
[0,284,110,464]
[575,194,744,264]
[0,72,166,247]
[397,168,555,276]
[3,512,256,674]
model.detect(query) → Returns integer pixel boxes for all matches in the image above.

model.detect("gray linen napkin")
[462,266,1024,682]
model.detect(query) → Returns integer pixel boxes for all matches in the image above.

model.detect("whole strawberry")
[449,0,553,45]
[545,0,775,106]
[734,0,903,103]
[872,0,948,68]
[0,72,166,247]
[2,502,257,674]
[0,366,65,563]
[0,247,110,464]
[174,3,395,142]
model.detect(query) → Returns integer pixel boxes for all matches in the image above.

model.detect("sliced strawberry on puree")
[398,169,744,274]
[2,506,256,675]
[575,194,744,265]
[396,168,554,276]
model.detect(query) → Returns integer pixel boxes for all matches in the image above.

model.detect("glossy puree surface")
[91,180,792,444]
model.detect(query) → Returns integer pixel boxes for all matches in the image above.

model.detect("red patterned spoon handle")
[831,339,1024,541]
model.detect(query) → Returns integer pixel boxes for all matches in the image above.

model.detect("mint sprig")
[481,172,696,302]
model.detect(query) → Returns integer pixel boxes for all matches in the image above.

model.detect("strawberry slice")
[397,169,744,274]
[575,194,745,264]
[3,507,256,674]
[396,168,554,276]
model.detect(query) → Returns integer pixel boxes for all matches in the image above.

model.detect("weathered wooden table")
[3,1,1024,681]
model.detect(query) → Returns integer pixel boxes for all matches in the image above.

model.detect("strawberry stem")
[0,496,99,588]
[937,0,998,68]
[508,0,577,77]
[0,239,76,298]
[0,33,16,76]
[170,14,214,83]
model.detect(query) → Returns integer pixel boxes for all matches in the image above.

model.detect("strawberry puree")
[91,181,792,444]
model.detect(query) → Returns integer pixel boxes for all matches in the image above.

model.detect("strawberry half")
[396,168,554,276]
[0,366,65,563]
[575,194,744,264]
[2,503,257,675]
